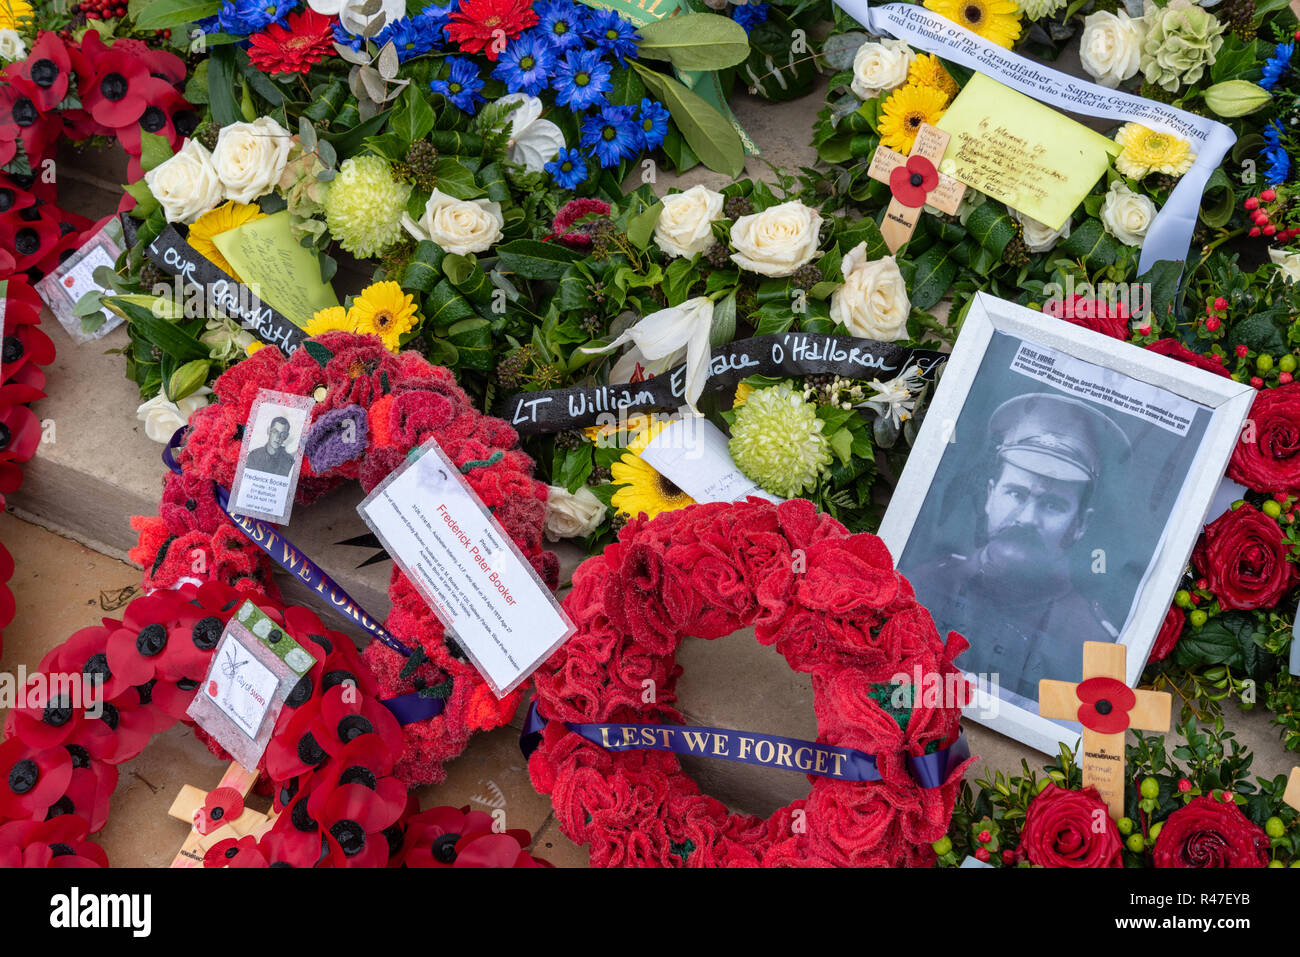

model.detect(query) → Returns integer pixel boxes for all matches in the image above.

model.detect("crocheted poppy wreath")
[526,498,975,867]
[0,581,548,868]
[130,331,559,787]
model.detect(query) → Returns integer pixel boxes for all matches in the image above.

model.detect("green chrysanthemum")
[729,383,832,499]
[323,155,411,259]
[1140,0,1225,93]
[1019,0,1066,19]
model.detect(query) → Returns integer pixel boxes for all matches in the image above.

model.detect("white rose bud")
[211,116,293,204]
[1079,10,1144,88]
[829,245,911,341]
[136,387,212,444]
[729,200,823,278]
[1268,247,1300,284]
[1009,208,1071,253]
[401,188,505,255]
[1100,181,1156,246]
[654,185,725,258]
[850,38,915,100]
[544,485,607,541]
[144,138,224,225]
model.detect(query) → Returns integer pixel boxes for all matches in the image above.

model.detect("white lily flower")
[858,366,924,429]
[583,297,714,414]
[499,94,565,174]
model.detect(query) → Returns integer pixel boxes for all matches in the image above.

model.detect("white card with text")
[639,417,782,505]
[357,436,575,696]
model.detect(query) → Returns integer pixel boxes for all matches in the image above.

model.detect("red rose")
[1043,295,1129,340]
[1145,339,1231,378]
[1193,506,1297,610]
[1228,383,1300,495]
[1020,784,1122,867]
[1148,604,1185,663]
[1152,795,1270,868]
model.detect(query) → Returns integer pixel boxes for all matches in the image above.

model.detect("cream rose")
[1269,247,1300,284]
[1009,208,1071,253]
[654,185,725,258]
[401,189,505,255]
[211,117,292,204]
[145,138,224,224]
[544,485,607,541]
[136,387,211,444]
[1079,10,1145,88]
[730,200,823,278]
[1100,181,1156,246]
[830,245,911,341]
[0,29,27,62]
[850,38,915,100]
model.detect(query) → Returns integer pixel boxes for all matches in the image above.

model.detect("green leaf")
[631,62,744,178]
[446,317,494,371]
[1173,612,1272,682]
[553,445,593,493]
[428,130,484,155]
[965,203,1016,256]
[827,427,853,466]
[392,84,436,146]
[636,14,751,71]
[1199,166,1235,229]
[442,253,492,305]
[429,157,484,199]
[303,340,334,367]
[123,180,160,220]
[207,45,241,126]
[496,239,582,280]
[909,245,958,311]
[626,200,662,251]
[607,66,646,108]
[710,290,737,347]
[836,218,889,260]
[1058,219,1119,272]
[402,241,445,294]
[478,162,510,204]
[1134,259,1184,330]
[138,131,174,174]
[134,0,219,30]
[424,279,476,330]
[1229,313,1287,354]
[107,298,209,362]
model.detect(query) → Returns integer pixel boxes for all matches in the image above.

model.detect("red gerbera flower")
[248,8,336,75]
[446,0,539,60]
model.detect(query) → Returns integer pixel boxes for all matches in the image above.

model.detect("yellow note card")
[935,73,1119,232]
[212,210,339,327]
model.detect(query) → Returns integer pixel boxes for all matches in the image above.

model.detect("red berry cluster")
[1245,189,1300,240]
[76,0,127,19]
[1203,295,1229,333]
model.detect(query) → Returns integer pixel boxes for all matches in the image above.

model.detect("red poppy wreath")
[130,331,560,787]
[526,498,975,867]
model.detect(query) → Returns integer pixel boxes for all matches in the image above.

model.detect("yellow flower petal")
[923,0,1022,49]
[187,201,267,279]
[878,83,951,154]
[347,281,419,352]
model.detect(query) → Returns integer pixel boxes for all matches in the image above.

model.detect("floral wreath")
[525,497,973,867]
[0,580,549,867]
[130,330,559,787]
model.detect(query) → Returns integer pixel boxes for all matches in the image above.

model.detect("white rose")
[1079,10,1144,88]
[0,29,27,62]
[850,38,915,100]
[543,485,607,541]
[1009,208,1071,253]
[401,188,505,255]
[1100,181,1156,246]
[730,200,823,278]
[500,94,565,173]
[1269,247,1300,284]
[211,117,292,204]
[829,245,911,341]
[136,387,212,444]
[654,185,725,258]
[144,138,224,224]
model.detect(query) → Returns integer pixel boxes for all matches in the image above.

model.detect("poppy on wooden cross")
[1038,641,1171,820]
[167,762,273,868]
[866,122,968,253]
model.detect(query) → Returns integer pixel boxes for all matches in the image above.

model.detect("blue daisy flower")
[635,98,670,151]
[584,9,639,65]
[430,56,486,114]
[1263,122,1291,184]
[377,17,437,62]
[493,32,555,96]
[732,2,768,32]
[546,147,589,190]
[418,1,454,45]
[217,0,294,36]
[535,0,587,51]
[1261,42,1293,92]
[553,48,612,111]
[580,104,641,168]
[333,21,365,51]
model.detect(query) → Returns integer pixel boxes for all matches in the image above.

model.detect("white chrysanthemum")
[323,155,411,259]
[1019,0,1066,20]
[729,383,832,499]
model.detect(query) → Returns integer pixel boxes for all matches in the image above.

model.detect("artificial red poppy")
[399,805,542,867]
[305,735,396,822]
[0,738,73,819]
[195,786,245,835]
[0,205,64,277]
[7,32,72,112]
[0,815,108,868]
[311,681,405,758]
[0,173,37,217]
[81,51,151,128]
[889,154,939,208]
[0,83,60,163]
[48,759,118,834]
[108,37,188,87]
[446,0,539,60]
[317,779,408,868]
[203,835,268,868]
[1074,676,1135,734]
[3,671,90,750]
[0,401,43,465]
[248,8,336,75]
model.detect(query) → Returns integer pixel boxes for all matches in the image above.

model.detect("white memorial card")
[639,417,781,505]
[203,632,279,739]
[357,436,575,696]
[34,218,125,344]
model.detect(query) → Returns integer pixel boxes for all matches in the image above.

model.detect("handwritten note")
[936,73,1118,231]
[639,418,781,505]
[213,210,338,326]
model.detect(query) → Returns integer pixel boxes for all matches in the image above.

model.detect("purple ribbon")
[520,701,969,787]
[163,428,443,726]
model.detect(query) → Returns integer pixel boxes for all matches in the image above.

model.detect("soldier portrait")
[229,389,315,525]
[245,416,295,477]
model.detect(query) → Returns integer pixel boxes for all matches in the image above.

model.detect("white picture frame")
[879,292,1255,753]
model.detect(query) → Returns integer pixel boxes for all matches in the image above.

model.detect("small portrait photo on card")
[228,389,315,525]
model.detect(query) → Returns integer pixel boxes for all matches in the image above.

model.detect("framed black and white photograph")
[880,292,1255,753]
[228,388,315,525]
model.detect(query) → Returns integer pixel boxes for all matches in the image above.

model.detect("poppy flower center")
[12,97,37,126]
[136,679,156,705]
[910,172,923,186]
[330,819,366,856]
[30,59,58,88]
[49,842,75,856]
[8,758,37,794]
[336,714,372,743]
[0,423,10,452]
[297,731,326,766]
[192,616,222,650]
[339,765,377,790]
[0,188,13,211]
[14,227,39,255]
[177,677,199,691]
[18,205,39,222]
[99,702,120,729]
[291,799,317,832]
[99,73,129,102]
[2,335,23,363]
[46,796,74,819]
[174,109,199,138]
[285,674,313,707]
[210,806,225,821]
[224,845,238,858]
[431,832,460,863]
[83,652,111,684]
[43,697,73,727]
[66,745,91,770]
[136,623,168,656]
[141,106,166,133]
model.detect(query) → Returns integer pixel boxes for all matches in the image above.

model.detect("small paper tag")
[234,599,317,677]
[639,417,781,505]
[357,436,576,697]
[34,218,124,344]
[228,389,315,525]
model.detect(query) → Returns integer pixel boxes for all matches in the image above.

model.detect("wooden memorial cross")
[866,122,967,253]
[1039,641,1172,820]
[1285,767,1300,812]
[168,762,274,868]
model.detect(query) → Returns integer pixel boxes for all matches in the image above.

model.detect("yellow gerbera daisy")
[610,419,696,520]
[186,202,266,278]
[733,382,754,406]
[0,0,33,30]
[878,84,951,154]
[1113,123,1197,179]
[246,341,266,356]
[923,0,1022,49]
[347,281,418,351]
[907,54,960,103]
[304,305,354,338]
